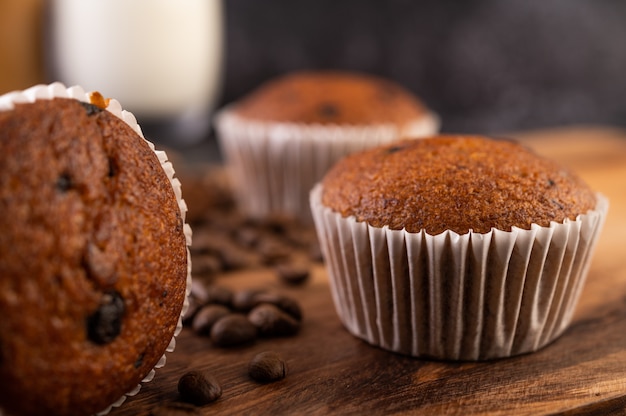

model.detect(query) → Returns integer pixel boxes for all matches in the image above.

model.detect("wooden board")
[112,127,626,416]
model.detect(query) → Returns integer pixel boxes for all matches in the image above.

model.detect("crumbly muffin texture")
[321,135,597,234]
[0,98,188,416]
[232,70,430,125]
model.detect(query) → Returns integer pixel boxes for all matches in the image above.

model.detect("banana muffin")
[311,135,608,360]
[214,70,439,223]
[0,83,192,416]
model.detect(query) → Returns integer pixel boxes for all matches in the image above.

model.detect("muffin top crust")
[321,135,597,234]
[232,70,431,125]
[0,97,188,416]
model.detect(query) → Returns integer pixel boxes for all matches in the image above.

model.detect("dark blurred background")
[1,0,625,140]
[219,0,626,134]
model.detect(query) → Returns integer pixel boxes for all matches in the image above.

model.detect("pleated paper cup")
[310,184,608,361]
[214,107,439,223]
[0,83,193,415]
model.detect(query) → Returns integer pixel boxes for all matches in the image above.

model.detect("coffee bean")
[248,304,300,337]
[210,314,257,347]
[149,402,202,416]
[178,371,222,406]
[231,289,266,312]
[86,291,124,344]
[257,238,291,265]
[192,304,230,336]
[248,351,287,383]
[275,263,310,286]
[205,285,234,307]
[190,254,222,276]
[255,293,303,322]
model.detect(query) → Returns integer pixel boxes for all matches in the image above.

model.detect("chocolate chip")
[79,101,104,116]
[108,157,117,178]
[178,371,222,406]
[248,351,287,383]
[385,145,405,154]
[86,291,125,344]
[318,103,339,118]
[548,178,556,187]
[248,303,300,337]
[134,353,145,369]
[192,304,230,336]
[55,173,72,192]
[150,402,202,416]
[210,314,257,347]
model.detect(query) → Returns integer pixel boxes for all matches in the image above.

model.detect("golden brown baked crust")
[232,70,430,125]
[0,98,188,416]
[321,135,597,234]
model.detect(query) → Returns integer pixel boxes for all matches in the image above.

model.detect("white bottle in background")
[47,0,223,146]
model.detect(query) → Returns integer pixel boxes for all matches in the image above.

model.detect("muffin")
[310,135,608,361]
[0,83,192,415]
[213,70,439,223]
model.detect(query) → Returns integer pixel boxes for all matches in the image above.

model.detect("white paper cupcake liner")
[0,83,193,415]
[310,184,608,361]
[214,107,439,223]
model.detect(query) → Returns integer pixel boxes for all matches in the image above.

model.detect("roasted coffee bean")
[210,314,257,347]
[192,304,231,336]
[86,291,125,344]
[149,402,202,416]
[182,296,203,326]
[248,351,287,383]
[205,285,233,306]
[234,226,261,248]
[275,263,310,286]
[190,254,222,276]
[248,303,300,337]
[257,238,291,265]
[231,289,266,312]
[178,371,222,406]
[254,293,303,322]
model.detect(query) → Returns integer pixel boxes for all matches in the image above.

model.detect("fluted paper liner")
[214,107,439,223]
[0,83,193,415]
[310,184,608,361]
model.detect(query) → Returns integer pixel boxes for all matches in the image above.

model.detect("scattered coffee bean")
[248,351,287,383]
[178,371,222,406]
[275,262,310,286]
[86,291,125,345]
[257,238,291,265]
[192,304,231,336]
[254,293,303,322]
[248,304,300,337]
[191,254,222,276]
[149,402,202,416]
[210,314,257,347]
[205,285,233,307]
[231,289,266,312]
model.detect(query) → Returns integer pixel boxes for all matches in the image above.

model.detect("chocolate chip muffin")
[0,84,192,416]
[311,135,608,360]
[214,70,439,223]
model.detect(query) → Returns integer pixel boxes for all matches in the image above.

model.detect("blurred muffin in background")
[213,70,438,223]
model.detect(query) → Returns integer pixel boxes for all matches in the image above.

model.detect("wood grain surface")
[112,127,626,416]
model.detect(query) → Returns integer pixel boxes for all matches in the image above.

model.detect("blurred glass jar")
[46,0,223,147]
